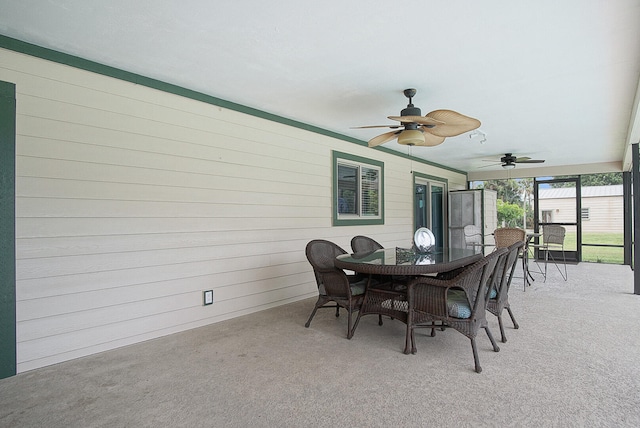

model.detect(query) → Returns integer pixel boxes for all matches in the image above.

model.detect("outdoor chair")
[486,241,524,342]
[464,224,494,254]
[529,225,568,281]
[493,227,526,249]
[350,235,383,253]
[404,248,506,373]
[463,224,484,249]
[493,227,527,290]
[305,239,370,339]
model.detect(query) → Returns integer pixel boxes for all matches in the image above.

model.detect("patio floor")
[1,262,640,427]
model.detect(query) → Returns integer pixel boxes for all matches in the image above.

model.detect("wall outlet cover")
[203,290,213,305]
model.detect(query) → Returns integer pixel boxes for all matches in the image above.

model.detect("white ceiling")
[1,0,640,179]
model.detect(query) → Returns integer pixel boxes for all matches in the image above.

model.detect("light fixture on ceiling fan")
[352,88,481,147]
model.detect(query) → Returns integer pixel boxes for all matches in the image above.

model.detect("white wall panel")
[1,48,468,372]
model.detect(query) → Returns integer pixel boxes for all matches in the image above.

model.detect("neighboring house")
[0,42,470,373]
[538,185,623,233]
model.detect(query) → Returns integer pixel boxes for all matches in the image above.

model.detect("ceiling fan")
[353,88,481,147]
[483,153,546,169]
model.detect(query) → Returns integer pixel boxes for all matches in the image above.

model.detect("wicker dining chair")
[404,248,507,373]
[350,235,383,253]
[493,227,527,289]
[486,241,524,343]
[304,239,369,339]
[493,227,526,249]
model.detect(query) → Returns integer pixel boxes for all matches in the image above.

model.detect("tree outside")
[471,178,532,229]
[497,199,524,227]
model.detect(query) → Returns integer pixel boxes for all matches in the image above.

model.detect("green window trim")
[413,171,449,186]
[332,151,384,226]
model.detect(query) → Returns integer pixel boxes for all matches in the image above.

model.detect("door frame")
[533,176,582,263]
[413,172,448,248]
[0,80,16,379]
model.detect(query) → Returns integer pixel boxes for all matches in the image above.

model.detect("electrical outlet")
[203,290,213,306]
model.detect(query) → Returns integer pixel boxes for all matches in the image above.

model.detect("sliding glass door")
[414,174,447,248]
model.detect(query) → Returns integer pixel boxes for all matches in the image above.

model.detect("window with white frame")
[333,151,384,226]
[541,210,553,223]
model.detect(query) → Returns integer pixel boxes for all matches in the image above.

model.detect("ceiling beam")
[467,161,622,182]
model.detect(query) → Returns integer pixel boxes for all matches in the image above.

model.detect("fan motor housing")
[401,106,422,116]
[501,154,517,164]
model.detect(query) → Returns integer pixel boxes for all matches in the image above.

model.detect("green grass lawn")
[548,232,624,264]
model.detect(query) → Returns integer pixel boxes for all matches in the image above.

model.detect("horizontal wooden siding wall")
[1,48,467,372]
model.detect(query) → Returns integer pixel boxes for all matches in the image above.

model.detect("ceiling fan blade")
[515,159,545,164]
[368,130,401,147]
[351,124,403,129]
[425,110,481,137]
[414,128,446,146]
[477,163,501,169]
[388,115,444,126]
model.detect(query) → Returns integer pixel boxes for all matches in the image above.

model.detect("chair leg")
[547,249,568,281]
[497,315,507,343]
[470,338,482,373]
[506,306,519,329]
[305,306,319,328]
[346,309,354,339]
[411,327,417,354]
[305,297,327,328]
[555,247,567,280]
[349,309,364,339]
[484,326,500,352]
[528,251,545,280]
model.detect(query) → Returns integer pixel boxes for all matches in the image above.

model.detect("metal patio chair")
[529,225,568,281]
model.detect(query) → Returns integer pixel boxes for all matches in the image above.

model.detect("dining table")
[336,246,484,340]
[335,246,484,277]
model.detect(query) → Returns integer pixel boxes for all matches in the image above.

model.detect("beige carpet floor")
[1,262,640,427]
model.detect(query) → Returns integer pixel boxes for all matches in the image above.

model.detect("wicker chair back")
[350,235,383,253]
[493,227,526,248]
[543,225,566,246]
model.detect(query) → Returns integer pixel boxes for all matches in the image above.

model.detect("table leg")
[522,244,535,291]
